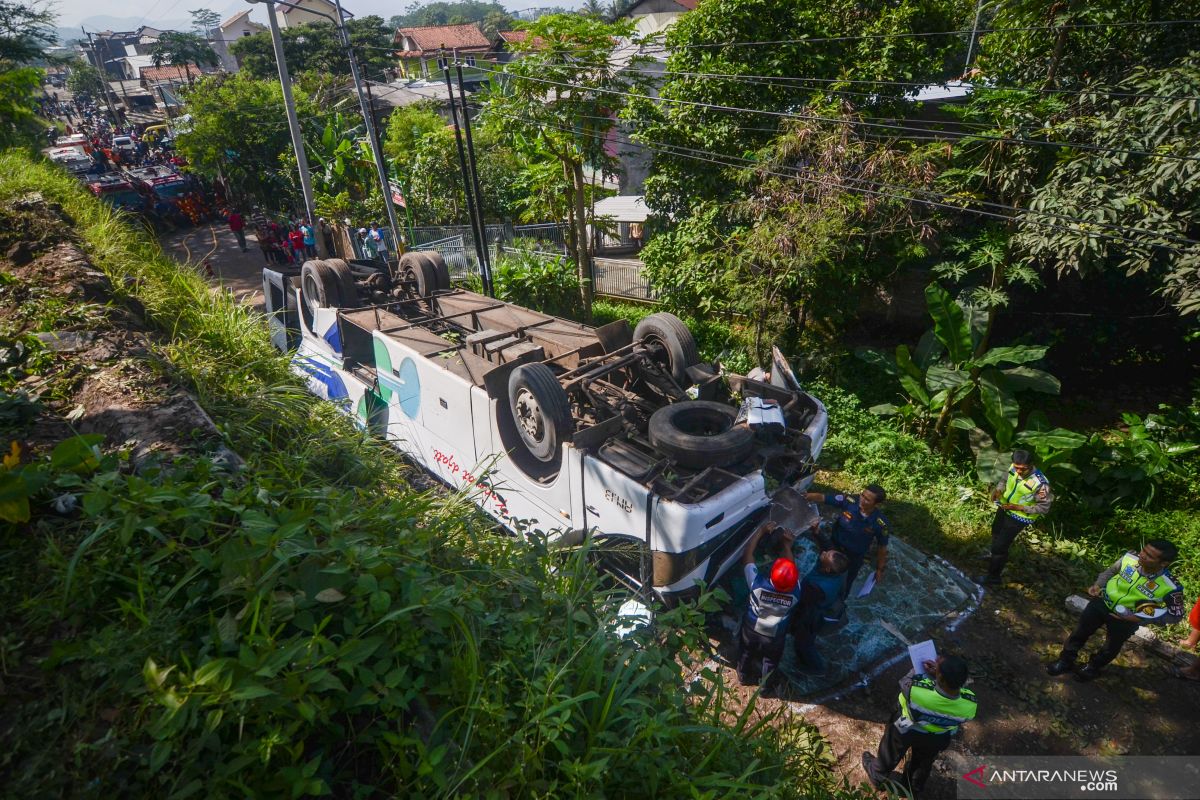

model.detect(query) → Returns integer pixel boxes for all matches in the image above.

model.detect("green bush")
[493,239,582,319]
[593,300,756,374]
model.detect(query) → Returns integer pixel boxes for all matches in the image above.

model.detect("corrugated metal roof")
[593,195,649,223]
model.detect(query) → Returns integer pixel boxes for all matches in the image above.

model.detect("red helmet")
[769,558,798,593]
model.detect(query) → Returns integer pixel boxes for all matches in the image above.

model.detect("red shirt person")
[227,210,247,252]
[287,228,306,262]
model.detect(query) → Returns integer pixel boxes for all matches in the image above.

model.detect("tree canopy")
[624,0,966,216]
[176,73,317,206]
[482,13,649,315]
[230,16,396,82]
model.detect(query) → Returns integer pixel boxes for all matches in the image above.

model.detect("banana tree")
[857,283,1065,480]
[304,113,379,206]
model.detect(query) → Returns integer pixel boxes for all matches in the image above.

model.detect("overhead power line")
[476,104,1200,252]
[468,62,1200,164]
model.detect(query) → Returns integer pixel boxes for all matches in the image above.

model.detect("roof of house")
[140,63,204,82]
[220,9,253,28]
[494,30,546,49]
[593,195,649,223]
[395,22,491,56]
[278,0,353,18]
[622,0,696,14]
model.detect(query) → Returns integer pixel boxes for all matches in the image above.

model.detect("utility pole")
[330,0,406,258]
[81,28,121,128]
[442,52,489,294]
[263,0,325,256]
[456,62,492,296]
[248,0,403,257]
[963,0,986,75]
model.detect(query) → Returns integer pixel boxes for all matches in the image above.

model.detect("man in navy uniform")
[805,484,890,598]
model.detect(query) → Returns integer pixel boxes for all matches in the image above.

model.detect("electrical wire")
[467,62,1200,164]
[476,104,1200,251]
[608,66,1200,104]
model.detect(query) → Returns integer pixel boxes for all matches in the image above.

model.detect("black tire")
[508,363,572,463]
[398,251,438,297]
[419,251,451,291]
[634,312,700,387]
[300,260,341,316]
[648,400,754,469]
[324,258,360,308]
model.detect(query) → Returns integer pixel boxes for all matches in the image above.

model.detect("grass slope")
[0,151,865,797]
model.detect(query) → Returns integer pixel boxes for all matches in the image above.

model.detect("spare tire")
[508,363,572,463]
[324,258,361,308]
[398,251,438,297]
[634,313,700,387]
[419,251,451,291]
[648,400,753,469]
[300,260,341,317]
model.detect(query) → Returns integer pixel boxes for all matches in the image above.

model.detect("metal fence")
[342,220,656,302]
[493,246,657,303]
[592,256,656,302]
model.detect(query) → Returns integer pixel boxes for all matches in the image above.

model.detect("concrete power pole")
[81,28,122,128]
[263,2,326,256]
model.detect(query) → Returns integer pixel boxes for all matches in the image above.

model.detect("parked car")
[45,145,94,176]
[111,135,137,159]
[87,174,144,212]
[123,165,189,200]
[262,253,830,603]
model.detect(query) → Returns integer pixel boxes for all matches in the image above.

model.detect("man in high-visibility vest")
[976,449,1053,586]
[1047,539,1185,681]
[862,655,977,797]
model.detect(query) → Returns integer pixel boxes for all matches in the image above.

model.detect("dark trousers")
[737,622,785,687]
[987,511,1029,579]
[233,228,246,250]
[1060,597,1140,669]
[867,711,952,795]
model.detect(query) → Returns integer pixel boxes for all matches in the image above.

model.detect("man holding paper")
[862,653,977,797]
[804,484,890,599]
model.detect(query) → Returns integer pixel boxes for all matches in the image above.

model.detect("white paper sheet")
[856,571,877,598]
[908,639,938,675]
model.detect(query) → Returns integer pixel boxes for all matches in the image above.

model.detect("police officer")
[978,450,1053,585]
[804,484,890,599]
[1047,539,1185,681]
[737,521,801,688]
[862,655,977,797]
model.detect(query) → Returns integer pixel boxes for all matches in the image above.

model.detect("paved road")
[161,222,269,310]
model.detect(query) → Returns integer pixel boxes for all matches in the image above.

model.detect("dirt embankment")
[0,194,235,465]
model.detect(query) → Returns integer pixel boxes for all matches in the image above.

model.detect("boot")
[1046,658,1074,677]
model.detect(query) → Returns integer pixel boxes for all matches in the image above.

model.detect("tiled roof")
[395,23,490,54]
[220,9,251,28]
[497,30,527,43]
[140,63,204,81]
[278,0,353,17]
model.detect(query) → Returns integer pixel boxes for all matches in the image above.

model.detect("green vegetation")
[0,150,865,796]
[492,239,582,318]
[230,16,399,83]
[0,0,56,148]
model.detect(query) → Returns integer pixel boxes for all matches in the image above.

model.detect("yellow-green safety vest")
[1103,552,1180,615]
[898,677,978,735]
[1001,467,1049,523]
